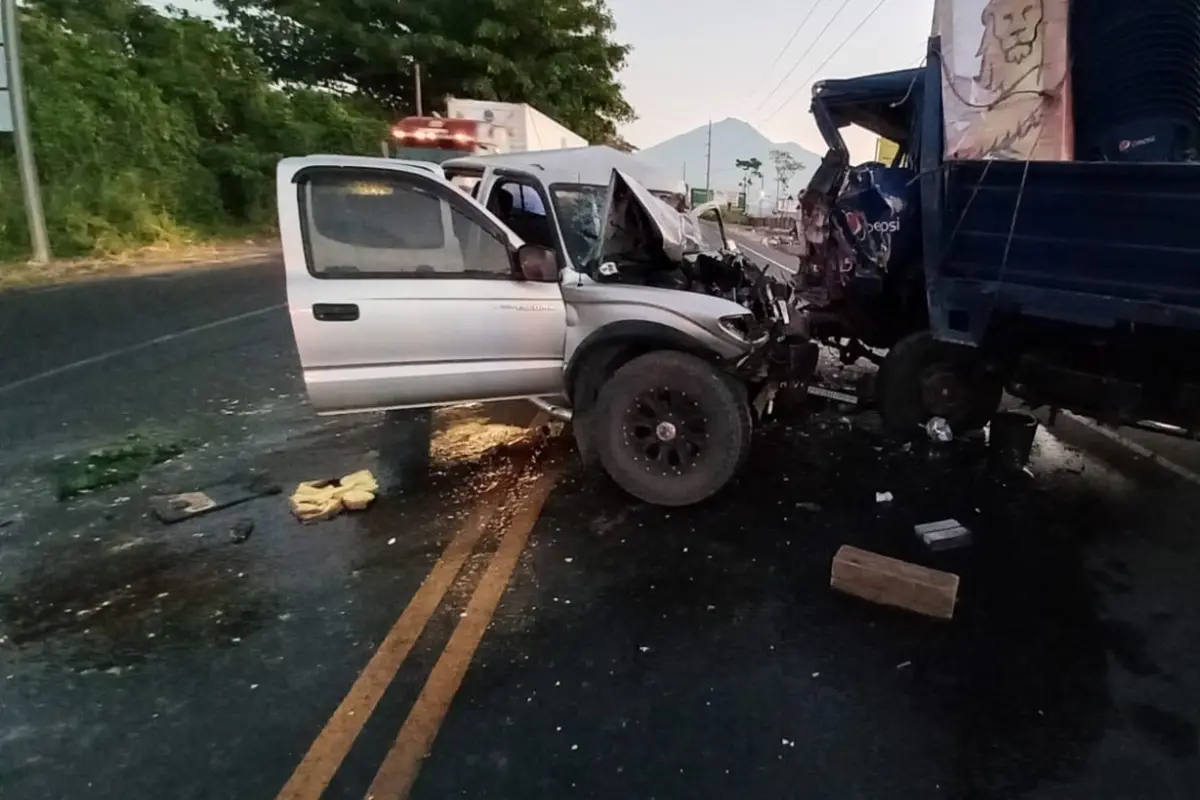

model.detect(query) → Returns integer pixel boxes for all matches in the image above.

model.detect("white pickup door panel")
[277,155,567,414]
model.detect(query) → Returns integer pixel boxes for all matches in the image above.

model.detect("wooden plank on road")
[831,545,959,620]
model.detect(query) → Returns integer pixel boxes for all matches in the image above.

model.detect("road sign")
[689,187,713,207]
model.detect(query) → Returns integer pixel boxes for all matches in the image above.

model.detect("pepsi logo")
[845,211,866,236]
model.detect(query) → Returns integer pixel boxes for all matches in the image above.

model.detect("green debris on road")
[51,435,190,501]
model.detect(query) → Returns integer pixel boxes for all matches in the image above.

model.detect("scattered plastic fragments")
[53,435,188,501]
[925,417,954,443]
[875,491,894,504]
[229,519,254,543]
[914,519,972,551]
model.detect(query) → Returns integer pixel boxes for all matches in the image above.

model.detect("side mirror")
[515,244,559,281]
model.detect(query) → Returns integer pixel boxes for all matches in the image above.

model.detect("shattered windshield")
[549,184,606,267]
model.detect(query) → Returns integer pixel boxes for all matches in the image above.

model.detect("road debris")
[289,470,379,522]
[430,407,536,464]
[53,434,189,500]
[229,519,254,543]
[830,545,959,620]
[914,519,972,551]
[806,384,858,405]
[925,417,954,443]
[151,473,280,524]
[875,491,894,504]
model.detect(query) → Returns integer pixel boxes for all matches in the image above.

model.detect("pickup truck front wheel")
[594,351,751,506]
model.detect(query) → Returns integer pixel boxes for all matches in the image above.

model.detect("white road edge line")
[0,303,286,396]
[1062,411,1200,488]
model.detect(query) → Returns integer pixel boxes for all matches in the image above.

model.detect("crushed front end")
[587,169,818,386]
[794,68,928,351]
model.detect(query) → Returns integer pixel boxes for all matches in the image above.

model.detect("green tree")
[734,157,763,198]
[768,149,804,205]
[1,0,384,259]
[215,0,635,142]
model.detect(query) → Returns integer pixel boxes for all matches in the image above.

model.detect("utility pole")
[414,62,423,116]
[1,0,49,263]
[704,120,712,196]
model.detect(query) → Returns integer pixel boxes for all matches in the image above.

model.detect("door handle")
[313,303,359,322]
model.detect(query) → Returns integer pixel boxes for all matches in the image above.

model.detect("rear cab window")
[443,166,485,198]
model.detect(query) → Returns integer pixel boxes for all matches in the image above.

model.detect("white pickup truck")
[278,146,808,505]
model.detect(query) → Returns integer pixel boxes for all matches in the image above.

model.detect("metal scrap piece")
[914,519,972,551]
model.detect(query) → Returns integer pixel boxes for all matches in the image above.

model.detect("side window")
[506,184,547,215]
[300,170,511,278]
[488,179,556,250]
[694,207,727,251]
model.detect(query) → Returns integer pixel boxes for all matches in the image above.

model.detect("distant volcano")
[636,118,821,204]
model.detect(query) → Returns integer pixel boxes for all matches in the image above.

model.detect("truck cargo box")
[918,46,1200,346]
[445,99,588,152]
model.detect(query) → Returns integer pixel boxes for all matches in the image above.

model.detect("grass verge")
[0,232,279,292]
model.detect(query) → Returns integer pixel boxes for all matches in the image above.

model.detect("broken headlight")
[718,313,768,345]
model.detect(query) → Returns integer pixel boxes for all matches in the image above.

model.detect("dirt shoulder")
[0,237,281,292]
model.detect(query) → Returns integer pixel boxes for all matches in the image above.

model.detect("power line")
[760,0,893,126]
[739,0,826,115]
[745,0,855,122]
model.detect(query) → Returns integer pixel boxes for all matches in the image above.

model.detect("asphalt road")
[2,255,1200,799]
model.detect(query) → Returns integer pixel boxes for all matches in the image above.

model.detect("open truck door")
[276,155,567,414]
[689,200,738,253]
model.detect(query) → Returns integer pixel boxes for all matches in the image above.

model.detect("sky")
[164,0,935,160]
[609,0,935,159]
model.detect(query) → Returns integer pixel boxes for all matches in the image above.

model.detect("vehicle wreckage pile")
[586,171,819,385]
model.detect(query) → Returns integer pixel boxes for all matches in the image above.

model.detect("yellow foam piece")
[289,469,379,522]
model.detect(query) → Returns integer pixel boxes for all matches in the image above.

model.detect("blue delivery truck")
[792,20,1200,439]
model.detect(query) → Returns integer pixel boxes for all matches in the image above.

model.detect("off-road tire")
[594,351,752,506]
[722,374,755,471]
[876,330,1002,434]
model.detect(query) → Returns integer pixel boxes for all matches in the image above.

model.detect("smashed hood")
[592,169,708,269]
[584,170,807,351]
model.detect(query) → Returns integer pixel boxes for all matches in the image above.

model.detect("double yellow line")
[276,458,562,800]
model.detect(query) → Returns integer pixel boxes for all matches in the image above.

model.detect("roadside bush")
[0,1,383,260]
